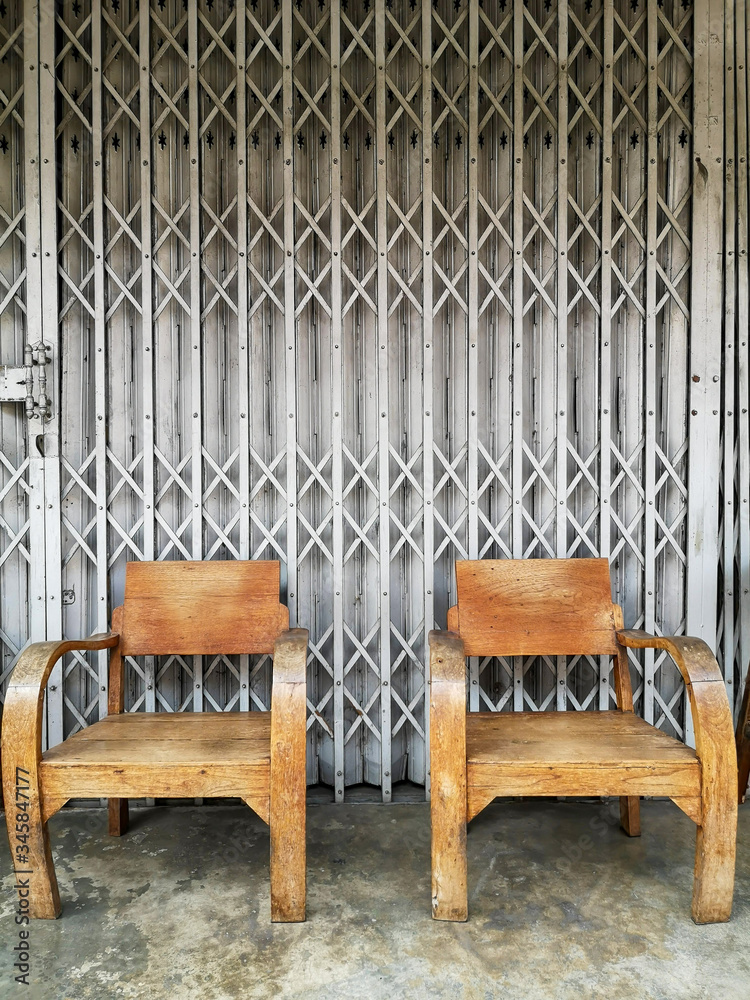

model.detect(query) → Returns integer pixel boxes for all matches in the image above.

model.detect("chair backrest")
[450,558,618,657]
[118,560,288,656]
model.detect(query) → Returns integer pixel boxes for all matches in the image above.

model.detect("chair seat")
[466,710,700,819]
[40,712,271,814]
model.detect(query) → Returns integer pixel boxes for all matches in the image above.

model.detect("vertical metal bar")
[422,0,434,796]
[140,0,155,714]
[643,0,658,726]
[600,0,615,710]
[556,0,569,711]
[188,0,203,710]
[237,1,250,711]
[375,0,392,801]
[331,0,344,800]
[723,0,736,701]
[282,0,298,632]
[512,0,524,710]
[22,3,45,648]
[91,0,108,721]
[737,0,750,690]
[39,0,62,744]
[466,0,479,713]
[686,0,724,664]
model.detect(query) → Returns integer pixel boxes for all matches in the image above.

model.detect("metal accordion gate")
[0,0,747,801]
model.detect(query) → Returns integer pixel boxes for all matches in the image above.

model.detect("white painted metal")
[600,0,615,712]
[1,0,747,795]
[236,0,250,715]
[21,0,45,663]
[685,0,724,745]
[421,0,434,794]
[511,0,524,713]
[140,0,156,715]
[738,0,750,713]
[91,0,108,722]
[188,0,202,720]
[557,0,569,712]
[467,0,479,714]
[39,0,62,746]
[331,0,344,800]
[644,0,658,727]
[375,0,391,802]
[723,0,736,711]
[687,0,723,654]
[0,0,42,740]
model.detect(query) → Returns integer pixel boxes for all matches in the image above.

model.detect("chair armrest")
[270,628,308,766]
[1,634,121,802]
[616,629,736,787]
[429,630,466,758]
[270,628,308,750]
[616,630,725,687]
[272,629,308,687]
[7,633,120,697]
[429,630,465,685]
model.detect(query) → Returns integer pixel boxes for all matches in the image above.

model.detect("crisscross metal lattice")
[0,0,742,799]
[0,1,42,718]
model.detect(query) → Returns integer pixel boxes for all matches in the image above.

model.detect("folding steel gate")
[0,0,745,800]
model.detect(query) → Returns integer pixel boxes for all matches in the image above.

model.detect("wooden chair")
[430,558,737,924]
[1,560,307,922]
[737,664,750,803]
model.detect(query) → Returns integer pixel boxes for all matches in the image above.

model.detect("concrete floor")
[1,798,749,1000]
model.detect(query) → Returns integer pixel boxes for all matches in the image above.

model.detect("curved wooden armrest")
[272,628,308,687]
[2,633,120,772]
[616,630,724,687]
[7,633,120,696]
[616,629,735,775]
[429,630,465,686]
[617,630,737,922]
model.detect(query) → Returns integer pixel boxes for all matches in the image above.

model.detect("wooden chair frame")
[1,560,307,922]
[430,558,737,925]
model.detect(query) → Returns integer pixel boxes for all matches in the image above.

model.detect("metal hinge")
[0,342,52,420]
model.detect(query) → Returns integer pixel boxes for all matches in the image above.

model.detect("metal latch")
[0,342,52,420]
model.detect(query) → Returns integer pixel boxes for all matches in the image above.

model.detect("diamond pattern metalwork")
[1,0,729,793]
[0,0,32,707]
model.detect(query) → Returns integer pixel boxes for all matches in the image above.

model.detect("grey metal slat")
[331,0,345,800]
[375,0,392,802]
[421,0,434,796]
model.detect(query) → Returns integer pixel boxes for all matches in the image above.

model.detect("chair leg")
[3,778,61,919]
[429,631,468,921]
[269,631,307,922]
[691,786,737,924]
[619,796,641,837]
[108,798,129,837]
[269,794,306,922]
[431,790,468,921]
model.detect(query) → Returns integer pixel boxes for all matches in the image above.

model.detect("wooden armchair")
[1,560,307,922]
[430,558,737,924]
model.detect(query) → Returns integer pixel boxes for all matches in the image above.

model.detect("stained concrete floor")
[0,798,749,1000]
